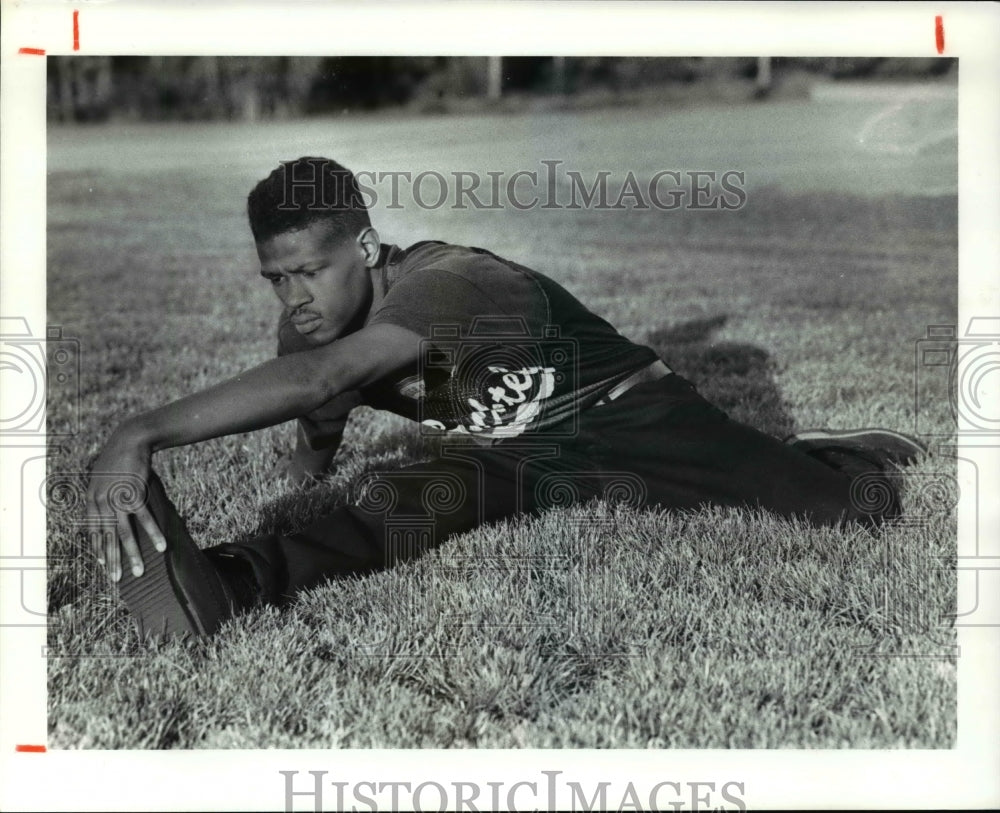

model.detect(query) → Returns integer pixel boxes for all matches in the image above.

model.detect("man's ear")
[357,227,381,267]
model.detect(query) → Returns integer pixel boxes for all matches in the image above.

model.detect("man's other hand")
[275,429,339,487]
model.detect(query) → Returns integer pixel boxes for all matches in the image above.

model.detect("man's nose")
[285,277,312,309]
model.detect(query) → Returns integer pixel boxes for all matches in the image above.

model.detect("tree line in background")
[48,56,956,123]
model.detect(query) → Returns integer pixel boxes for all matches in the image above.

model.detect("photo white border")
[2,1,998,810]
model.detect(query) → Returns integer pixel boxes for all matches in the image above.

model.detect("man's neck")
[364,243,395,325]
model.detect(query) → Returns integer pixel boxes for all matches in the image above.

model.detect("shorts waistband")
[594,359,672,407]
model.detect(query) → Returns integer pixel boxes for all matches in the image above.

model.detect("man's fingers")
[89,527,106,567]
[90,492,123,581]
[89,531,99,562]
[88,504,163,582]
[116,513,144,578]
[133,506,167,554]
[86,497,107,566]
[105,525,122,582]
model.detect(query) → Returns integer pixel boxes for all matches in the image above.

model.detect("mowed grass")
[45,96,958,748]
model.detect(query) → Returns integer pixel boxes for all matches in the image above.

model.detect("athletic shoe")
[783,427,928,470]
[115,477,239,641]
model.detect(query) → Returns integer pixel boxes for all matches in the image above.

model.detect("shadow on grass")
[237,440,440,542]
[645,314,797,439]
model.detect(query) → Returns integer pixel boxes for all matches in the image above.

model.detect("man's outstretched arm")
[86,322,420,581]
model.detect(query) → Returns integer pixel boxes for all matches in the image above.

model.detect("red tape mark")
[935,15,944,54]
[73,9,80,50]
[15,744,46,753]
[18,47,46,55]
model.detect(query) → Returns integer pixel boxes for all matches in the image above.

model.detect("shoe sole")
[115,476,232,641]
[783,428,928,465]
[116,517,203,641]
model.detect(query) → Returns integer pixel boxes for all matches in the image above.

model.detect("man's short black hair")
[247,157,371,243]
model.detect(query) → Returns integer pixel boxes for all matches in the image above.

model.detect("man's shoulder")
[383,241,548,314]
[371,240,549,336]
[387,240,538,275]
[388,240,534,283]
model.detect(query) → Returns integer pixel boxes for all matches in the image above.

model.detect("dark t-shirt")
[278,241,659,445]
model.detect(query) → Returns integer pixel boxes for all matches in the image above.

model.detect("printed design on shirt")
[418,361,559,438]
[460,363,557,437]
[417,319,577,439]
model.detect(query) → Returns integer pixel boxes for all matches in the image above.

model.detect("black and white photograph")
[1,3,998,811]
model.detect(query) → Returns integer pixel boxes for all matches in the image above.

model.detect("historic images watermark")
[912,317,1000,637]
[279,769,748,812]
[0,318,82,639]
[0,316,80,438]
[279,158,748,212]
[914,317,1000,440]
[835,317,1000,656]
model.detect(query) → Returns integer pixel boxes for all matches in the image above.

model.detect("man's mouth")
[291,312,323,333]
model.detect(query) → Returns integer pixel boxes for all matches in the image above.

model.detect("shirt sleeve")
[276,310,361,449]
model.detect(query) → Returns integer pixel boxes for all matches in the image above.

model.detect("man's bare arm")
[126,323,414,453]
[86,322,419,580]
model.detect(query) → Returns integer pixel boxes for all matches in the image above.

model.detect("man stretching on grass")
[85,157,926,639]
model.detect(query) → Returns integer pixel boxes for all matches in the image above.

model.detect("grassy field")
[46,94,958,748]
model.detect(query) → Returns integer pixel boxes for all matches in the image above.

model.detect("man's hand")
[274,424,340,487]
[85,424,166,582]
[275,455,324,488]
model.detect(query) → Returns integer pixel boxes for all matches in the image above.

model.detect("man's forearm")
[121,351,337,452]
[111,321,419,454]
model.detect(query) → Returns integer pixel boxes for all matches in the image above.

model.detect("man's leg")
[579,374,907,527]
[212,437,602,603]
[119,375,907,638]
[118,438,599,638]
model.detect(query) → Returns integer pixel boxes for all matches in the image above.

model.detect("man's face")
[257,220,373,346]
